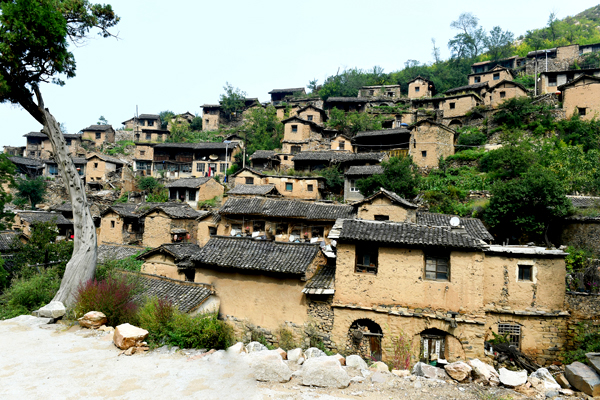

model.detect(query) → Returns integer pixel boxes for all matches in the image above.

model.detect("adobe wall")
[442,96,479,118]
[355,197,416,223]
[134,144,154,161]
[283,121,313,142]
[86,159,113,182]
[82,131,111,146]
[485,85,528,108]
[468,69,512,85]
[141,253,184,280]
[202,109,220,131]
[562,82,600,120]
[143,211,199,248]
[298,109,325,125]
[408,80,430,99]
[410,123,455,169]
[263,176,322,200]
[330,136,353,152]
[199,179,225,201]
[98,211,124,245]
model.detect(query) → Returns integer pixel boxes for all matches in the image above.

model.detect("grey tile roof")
[97,245,145,264]
[87,153,126,165]
[9,156,44,167]
[250,150,277,160]
[228,184,280,196]
[0,231,23,252]
[201,104,221,108]
[138,114,160,120]
[292,151,385,163]
[567,195,600,208]
[190,236,320,275]
[326,97,370,103]
[345,165,384,176]
[164,177,212,189]
[17,211,72,226]
[153,142,236,150]
[354,188,418,209]
[23,132,82,139]
[268,88,305,94]
[219,197,354,220]
[103,203,139,218]
[416,212,494,243]
[302,265,335,294]
[139,203,204,219]
[83,125,113,131]
[354,127,410,139]
[138,243,201,267]
[332,219,484,249]
[445,82,489,95]
[130,272,214,314]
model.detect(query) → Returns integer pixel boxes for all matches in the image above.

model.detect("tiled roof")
[568,195,600,208]
[130,272,214,314]
[228,184,280,196]
[138,114,160,120]
[416,212,494,243]
[103,203,139,218]
[137,203,205,219]
[0,231,24,252]
[250,150,277,160]
[292,151,385,163]
[138,243,201,267]
[354,188,418,209]
[445,82,489,95]
[45,157,87,165]
[219,197,354,220]
[23,132,81,139]
[268,88,305,94]
[345,165,384,176]
[8,156,44,167]
[190,236,320,275]
[17,211,72,226]
[302,265,335,294]
[331,219,484,249]
[354,127,410,139]
[229,167,266,178]
[326,97,370,103]
[164,177,212,188]
[153,142,236,150]
[83,125,113,131]
[87,153,126,165]
[97,245,145,264]
[201,104,221,108]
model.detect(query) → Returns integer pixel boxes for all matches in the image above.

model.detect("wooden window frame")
[355,247,378,274]
[425,253,450,281]
[307,184,314,192]
[245,177,254,185]
[498,323,521,349]
[285,182,293,191]
[518,265,532,281]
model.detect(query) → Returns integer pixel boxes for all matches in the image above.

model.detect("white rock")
[304,347,326,359]
[78,311,107,329]
[328,354,345,366]
[469,358,500,386]
[370,361,390,373]
[36,301,65,318]
[529,368,561,392]
[273,348,287,360]
[113,323,149,350]
[301,356,351,388]
[246,341,268,353]
[346,355,368,370]
[499,368,527,387]
[287,348,304,362]
[412,362,449,380]
[250,350,292,382]
[391,369,411,378]
[297,357,305,365]
[351,376,365,383]
[226,342,247,355]
[444,361,472,382]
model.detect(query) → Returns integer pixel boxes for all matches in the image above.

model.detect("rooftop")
[445,82,489,95]
[292,151,385,163]
[219,197,354,220]
[138,243,202,267]
[227,184,281,196]
[417,212,494,243]
[268,88,306,94]
[97,245,145,264]
[87,153,127,165]
[17,211,72,226]
[8,156,44,167]
[82,125,114,132]
[164,177,213,189]
[354,127,410,139]
[0,231,24,252]
[302,265,335,295]
[250,150,277,160]
[354,188,418,209]
[567,195,600,209]
[344,165,384,176]
[326,97,370,103]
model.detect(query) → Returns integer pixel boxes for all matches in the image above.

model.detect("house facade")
[81,125,116,146]
[558,75,600,121]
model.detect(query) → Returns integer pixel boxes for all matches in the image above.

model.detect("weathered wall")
[217,216,334,244]
[198,179,224,202]
[355,196,416,223]
[86,158,114,182]
[142,211,199,248]
[562,80,600,121]
[98,211,124,245]
[408,79,431,99]
[141,253,184,280]
[232,171,322,200]
[442,96,479,118]
[468,69,512,85]
[298,108,325,125]
[410,122,455,169]
[283,120,314,142]
[484,84,528,108]
[202,108,220,131]
[330,136,353,152]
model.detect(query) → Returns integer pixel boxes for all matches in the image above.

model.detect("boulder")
[301,356,350,388]
[36,301,65,318]
[304,347,326,359]
[346,355,368,370]
[391,369,411,378]
[246,341,267,353]
[444,361,472,382]
[273,348,287,360]
[297,357,305,365]
[328,354,345,366]
[370,371,390,384]
[554,373,571,389]
[370,361,390,373]
[226,342,247,355]
[565,361,600,397]
[287,348,304,362]
[412,362,449,380]
[250,350,292,382]
[528,368,561,392]
[469,358,500,386]
[499,368,527,387]
[586,352,600,376]
[113,323,149,350]
[78,311,107,329]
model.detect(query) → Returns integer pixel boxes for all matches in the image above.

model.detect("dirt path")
[0,316,539,400]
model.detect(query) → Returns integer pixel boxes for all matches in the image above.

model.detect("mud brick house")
[200,104,221,131]
[352,188,418,222]
[201,99,261,131]
[444,82,489,99]
[538,68,600,95]
[98,204,144,245]
[164,177,224,208]
[280,115,326,155]
[44,157,86,179]
[23,131,85,159]
[353,127,411,156]
[133,143,154,176]
[558,75,600,120]
[344,165,384,202]
[471,56,522,74]
[408,119,457,169]
[553,196,600,254]
[468,65,515,85]
[268,87,306,105]
[3,146,25,157]
[216,197,354,244]
[358,85,402,99]
[122,114,169,143]
[483,80,528,108]
[8,156,45,178]
[227,184,281,197]
[86,153,126,183]
[328,218,567,364]
[440,93,484,128]
[230,167,325,200]
[13,211,73,239]
[325,97,368,113]
[249,150,280,171]
[330,134,354,152]
[81,125,116,146]
[407,77,435,99]
[292,151,386,173]
[416,211,495,244]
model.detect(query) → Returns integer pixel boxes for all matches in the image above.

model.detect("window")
[548,75,557,86]
[95,132,101,139]
[415,86,420,92]
[374,215,389,221]
[276,223,288,235]
[181,164,192,173]
[474,76,481,83]
[421,151,427,157]
[205,119,209,125]
[493,73,500,80]
[184,269,195,282]
[307,115,313,121]
[111,221,115,228]
[291,125,298,132]
[518,265,532,281]
[169,189,177,200]
[220,163,227,172]
[66,139,72,146]
[387,92,394,97]
[140,150,146,156]
[209,227,217,236]
[48,165,58,176]
[196,163,205,172]
[425,253,450,281]
[500,91,506,99]
[253,220,265,232]
[449,102,455,109]
[579,107,587,117]
[369,90,374,96]
[307,184,314,192]
[245,177,254,185]
[356,248,378,274]
[498,323,521,348]
[339,141,345,150]
[285,182,293,191]
[291,145,301,154]
[156,134,162,141]
[94,162,99,169]
[188,190,196,201]
[146,134,151,140]
[284,156,288,160]
[311,226,324,238]
[147,120,154,127]
[349,179,359,192]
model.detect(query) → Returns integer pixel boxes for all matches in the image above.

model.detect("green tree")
[97,115,108,125]
[220,83,246,121]
[479,144,536,180]
[159,110,175,129]
[0,155,16,230]
[325,108,383,135]
[356,156,420,199]
[13,176,47,209]
[447,12,486,59]
[484,26,515,61]
[319,166,344,195]
[189,116,203,131]
[242,105,283,155]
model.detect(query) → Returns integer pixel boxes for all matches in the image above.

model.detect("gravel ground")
[0,316,580,400]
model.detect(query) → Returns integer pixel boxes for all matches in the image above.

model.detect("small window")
[147,120,154,127]
[498,323,521,348]
[245,177,254,185]
[94,162,99,169]
[374,215,389,221]
[291,145,301,154]
[349,179,359,192]
[579,107,587,116]
[219,163,226,172]
[146,134,151,140]
[111,221,115,228]
[284,156,288,160]
[253,220,265,232]
[196,163,205,172]
[339,141,345,150]
[425,253,450,281]
[500,91,506,98]
[518,265,532,281]
[188,190,196,201]
[369,90,374,96]
[276,223,288,235]
[205,119,209,125]
[66,139,72,146]
[307,184,314,192]
[140,150,145,156]
[307,115,313,121]
[291,125,298,132]
[181,164,192,173]
[209,227,217,236]
[421,151,427,157]
[493,73,500,80]
[311,226,324,238]
[285,182,293,191]
[415,86,420,92]
[474,76,481,83]
[356,247,378,274]
[95,132,101,139]
[449,102,455,109]
[548,75,557,86]
[184,269,195,282]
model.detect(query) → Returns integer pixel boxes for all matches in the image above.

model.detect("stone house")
[23,132,85,159]
[139,203,206,248]
[409,119,457,169]
[44,157,86,180]
[558,75,600,120]
[440,93,483,124]
[344,165,384,202]
[525,44,584,75]
[444,82,489,99]
[230,167,325,200]
[86,153,126,183]
[296,105,328,125]
[13,211,73,239]
[330,134,354,152]
[8,156,45,178]
[280,116,325,155]
[3,146,25,157]
[407,77,435,99]
[249,150,280,171]
[325,97,368,113]
[133,143,154,176]
[292,151,386,173]
[468,65,515,85]
[122,114,161,131]
[275,104,300,120]
[201,99,262,131]
[268,87,306,105]
[471,56,522,74]
[138,243,201,280]
[164,177,224,208]
[538,68,600,95]
[328,218,567,365]
[483,80,528,108]
[98,204,144,245]
[358,85,402,99]
[81,125,116,146]
[200,104,221,131]
[134,128,170,143]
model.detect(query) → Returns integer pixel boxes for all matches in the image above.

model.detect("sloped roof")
[326,97,370,103]
[302,265,335,294]
[488,79,527,92]
[354,127,410,139]
[164,177,212,189]
[87,153,126,165]
[153,142,236,150]
[24,132,82,139]
[190,236,320,275]
[292,151,385,163]
[467,65,516,77]
[445,82,489,95]
[17,211,72,226]
[139,203,205,219]
[83,125,114,132]
[345,165,384,176]
[354,188,418,209]
[97,245,145,264]
[138,243,201,264]
[0,231,24,252]
[219,197,354,220]
[417,212,494,243]
[227,184,281,196]
[567,195,600,208]
[407,76,434,85]
[250,150,277,160]
[558,74,600,90]
[330,219,484,249]
[138,114,160,120]
[9,156,44,167]
[268,88,305,94]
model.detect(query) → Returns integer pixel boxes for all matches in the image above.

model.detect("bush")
[0,267,61,319]
[456,127,487,151]
[73,275,140,326]
[278,326,296,351]
[563,323,600,364]
[95,253,145,281]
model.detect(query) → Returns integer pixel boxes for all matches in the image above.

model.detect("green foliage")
[325,108,383,134]
[242,105,283,155]
[0,154,15,229]
[105,140,134,155]
[513,75,535,90]
[555,114,600,152]
[278,326,296,351]
[484,26,515,62]
[189,116,203,131]
[0,257,8,291]
[147,188,168,203]
[0,267,61,320]
[220,83,246,121]
[95,253,145,281]
[97,116,108,125]
[319,166,344,194]
[493,97,555,134]
[423,186,473,217]
[479,144,535,180]
[488,331,509,345]
[356,156,420,199]
[136,176,168,202]
[167,122,222,143]
[318,66,391,100]
[422,166,491,192]
[113,192,128,204]
[137,176,160,192]
[456,127,487,150]
[388,329,412,370]
[13,176,47,209]
[563,323,600,364]
[565,246,593,273]
[444,149,486,163]
[159,111,175,129]
[197,195,220,209]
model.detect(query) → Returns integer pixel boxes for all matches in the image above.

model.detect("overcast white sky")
[1,0,598,147]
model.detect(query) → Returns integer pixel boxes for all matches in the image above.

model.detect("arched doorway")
[349,319,383,361]
[420,328,448,364]
[448,119,463,130]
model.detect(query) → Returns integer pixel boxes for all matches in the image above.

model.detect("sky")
[1,0,599,147]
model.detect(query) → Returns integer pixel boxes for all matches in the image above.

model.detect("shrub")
[73,275,140,326]
[278,326,296,351]
[95,253,145,281]
[137,297,176,345]
[388,330,412,370]
[563,323,600,364]
[0,267,61,319]
[456,127,487,150]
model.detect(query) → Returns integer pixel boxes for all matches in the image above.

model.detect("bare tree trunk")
[32,88,97,307]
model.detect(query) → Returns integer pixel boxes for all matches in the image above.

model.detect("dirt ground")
[0,316,575,400]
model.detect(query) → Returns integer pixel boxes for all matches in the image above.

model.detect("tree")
[356,156,421,199]
[241,105,283,155]
[0,0,119,306]
[159,110,175,129]
[448,13,485,59]
[189,116,203,131]
[97,115,108,125]
[0,155,16,230]
[484,26,515,61]
[220,83,246,121]
[320,166,344,195]
[13,176,47,209]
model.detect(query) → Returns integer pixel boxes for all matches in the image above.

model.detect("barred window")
[196,163,205,172]
[498,323,521,348]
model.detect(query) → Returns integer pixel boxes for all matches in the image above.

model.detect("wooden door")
[369,335,382,361]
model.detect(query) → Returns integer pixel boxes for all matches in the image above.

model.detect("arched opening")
[448,119,463,129]
[420,328,449,364]
[349,319,383,361]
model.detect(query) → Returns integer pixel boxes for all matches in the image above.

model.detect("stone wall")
[555,218,600,254]
[565,292,600,350]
